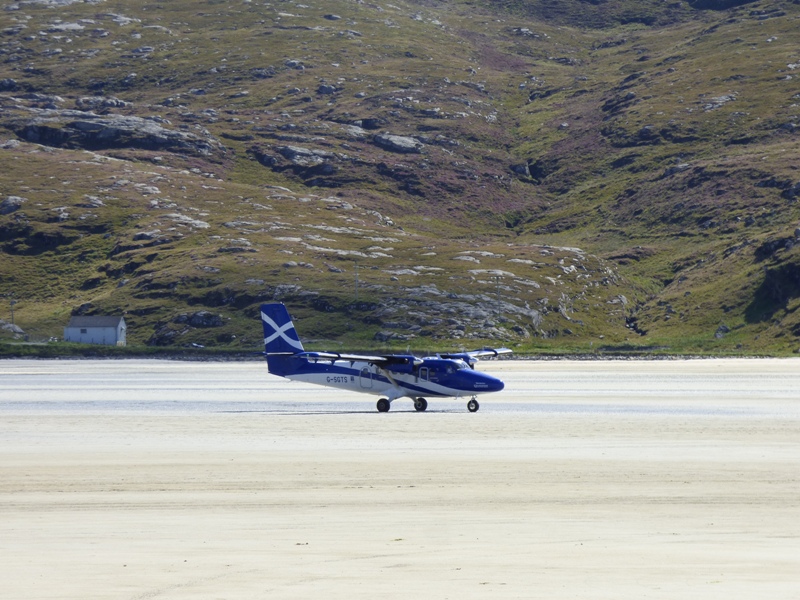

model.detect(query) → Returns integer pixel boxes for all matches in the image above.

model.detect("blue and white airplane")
[260,303,511,412]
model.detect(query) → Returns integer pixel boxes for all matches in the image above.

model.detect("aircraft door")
[359,366,373,389]
[418,367,428,381]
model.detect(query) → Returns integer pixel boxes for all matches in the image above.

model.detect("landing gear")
[414,397,428,412]
[467,398,480,413]
[377,398,391,413]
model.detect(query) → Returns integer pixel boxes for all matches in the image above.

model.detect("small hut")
[64,316,127,346]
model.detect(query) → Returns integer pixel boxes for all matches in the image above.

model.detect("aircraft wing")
[299,351,386,362]
[464,347,513,359]
[440,347,512,360]
[298,351,422,367]
[438,347,512,367]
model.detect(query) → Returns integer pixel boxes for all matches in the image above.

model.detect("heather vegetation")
[1,0,799,355]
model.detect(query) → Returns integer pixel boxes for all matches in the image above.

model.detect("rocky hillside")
[0,0,799,354]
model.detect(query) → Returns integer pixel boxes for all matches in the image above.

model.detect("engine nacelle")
[382,355,423,374]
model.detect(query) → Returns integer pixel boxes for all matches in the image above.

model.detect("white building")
[64,316,127,346]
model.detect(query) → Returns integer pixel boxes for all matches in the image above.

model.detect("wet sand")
[1,359,799,599]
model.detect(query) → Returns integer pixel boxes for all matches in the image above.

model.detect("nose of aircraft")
[490,375,505,392]
[480,372,505,392]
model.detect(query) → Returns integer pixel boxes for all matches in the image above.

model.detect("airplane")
[260,302,511,412]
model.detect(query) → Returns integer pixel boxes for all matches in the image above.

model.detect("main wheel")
[377,398,391,413]
[414,398,428,412]
[467,398,479,413]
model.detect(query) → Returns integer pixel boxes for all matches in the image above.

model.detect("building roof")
[66,316,125,328]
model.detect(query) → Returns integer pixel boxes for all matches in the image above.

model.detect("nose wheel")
[377,398,390,412]
[467,397,479,413]
[414,398,428,412]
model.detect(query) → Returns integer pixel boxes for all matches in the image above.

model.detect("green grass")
[1,0,799,355]
[0,341,264,360]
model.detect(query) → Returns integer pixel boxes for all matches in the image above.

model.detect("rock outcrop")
[8,109,226,158]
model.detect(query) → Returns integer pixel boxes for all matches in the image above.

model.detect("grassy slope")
[0,0,799,354]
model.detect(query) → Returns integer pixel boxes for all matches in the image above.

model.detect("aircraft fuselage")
[268,355,503,402]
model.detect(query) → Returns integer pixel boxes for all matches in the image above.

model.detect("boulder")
[147,326,179,346]
[374,330,412,342]
[360,118,385,130]
[250,67,276,79]
[0,320,24,335]
[276,145,336,167]
[343,124,368,138]
[0,195,26,215]
[782,182,800,201]
[662,163,690,178]
[373,133,423,154]
[132,230,161,241]
[75,96,130,110]
[637,125,659,141]
[188,311,224,328]
[250,147,278,166]
[18,93,65,109]
[510,163,530,177]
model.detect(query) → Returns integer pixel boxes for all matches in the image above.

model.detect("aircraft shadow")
[217,409,456,415]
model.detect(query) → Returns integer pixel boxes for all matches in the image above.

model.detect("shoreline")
[1,343,796,362]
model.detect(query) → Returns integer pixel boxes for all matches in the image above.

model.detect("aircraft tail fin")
[260,303,304,354]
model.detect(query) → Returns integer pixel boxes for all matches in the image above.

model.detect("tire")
[467,399,479,413]
[377,398,390,412]
[414,398,428,412]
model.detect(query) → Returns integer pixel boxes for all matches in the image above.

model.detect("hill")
[1,0,799,355]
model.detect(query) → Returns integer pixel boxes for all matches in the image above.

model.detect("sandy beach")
[1,358,799,599]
